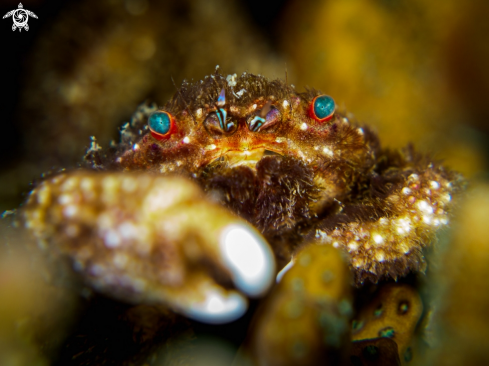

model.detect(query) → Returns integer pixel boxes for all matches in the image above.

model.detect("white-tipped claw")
[181,288,248,324]
[219,224,275,297]
[276,258,294,283]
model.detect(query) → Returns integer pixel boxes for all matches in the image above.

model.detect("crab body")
[22,71,461,364]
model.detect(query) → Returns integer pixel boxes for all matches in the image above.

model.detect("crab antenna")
[259,101,272,118]
[217,88,226,107]
[285,65,293,113]
[171,76,197,125]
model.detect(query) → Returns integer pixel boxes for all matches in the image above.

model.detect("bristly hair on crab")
[79,69,464,286]
[165,71,292,115]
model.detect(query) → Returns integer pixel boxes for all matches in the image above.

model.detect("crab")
[21,70,461,364]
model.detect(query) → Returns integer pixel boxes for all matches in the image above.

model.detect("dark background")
[0,0,288,170]
[1,0,488,210]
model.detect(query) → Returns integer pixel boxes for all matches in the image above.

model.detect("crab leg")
[313,148,462,285]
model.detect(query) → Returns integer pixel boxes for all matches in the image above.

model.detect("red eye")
[309,95,335,123]
[148,111,177,140]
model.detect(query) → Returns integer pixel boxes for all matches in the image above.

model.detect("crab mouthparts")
[222,148,282,168]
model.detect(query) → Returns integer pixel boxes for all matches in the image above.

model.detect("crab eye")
[248,104,281,132]
[204,109,237,137]
[148,111,175,140]
[309,95,335,122]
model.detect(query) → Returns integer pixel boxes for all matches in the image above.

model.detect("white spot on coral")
[252,104,257,110]
[122,177,138,193]
[348,241,359,252]
[133,143,140,151]
[408,174,419,182]
[417,200,434,214]
[195,108,203,118]
[205,144,217,151]
[62,177,80,191]
[322,146,334,157]
[422,215,433,225]
[375,251,385,262]
[58,194,73,205]
[275,137,286,143]
[300,123,308,131]
[352,258,364,268]
[63,205,78,218]
[118,221,139,240]
[401,187,411,195]
[183,136,190,144]
[333,241,340,248]
[80,178,95,194]
[396,217,411,235]
[373,234,384,245]
[441,193,451,203]
[144,187,179,212]
[357,128,364,135]
[282,100,289,108]
[315,230,332,243]
[430,181,440,190]
[297,150,306,159]
[105,230,121,248]
[379,218,388,225]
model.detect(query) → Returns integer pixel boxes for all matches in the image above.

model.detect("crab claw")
[23,172,276,324]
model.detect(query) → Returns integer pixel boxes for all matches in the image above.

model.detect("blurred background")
[1,0,488,211]
[1,1,489,364]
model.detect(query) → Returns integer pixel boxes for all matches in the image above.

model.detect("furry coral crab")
[22,71,461,340]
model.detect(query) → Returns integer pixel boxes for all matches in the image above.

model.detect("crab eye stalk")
[309,95,335,123]
[247,102,281,132]
[148,111,176,140]
[204,109,237,137]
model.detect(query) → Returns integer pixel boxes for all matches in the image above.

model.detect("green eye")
[148,111,175,140]
[309,95,335,122]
